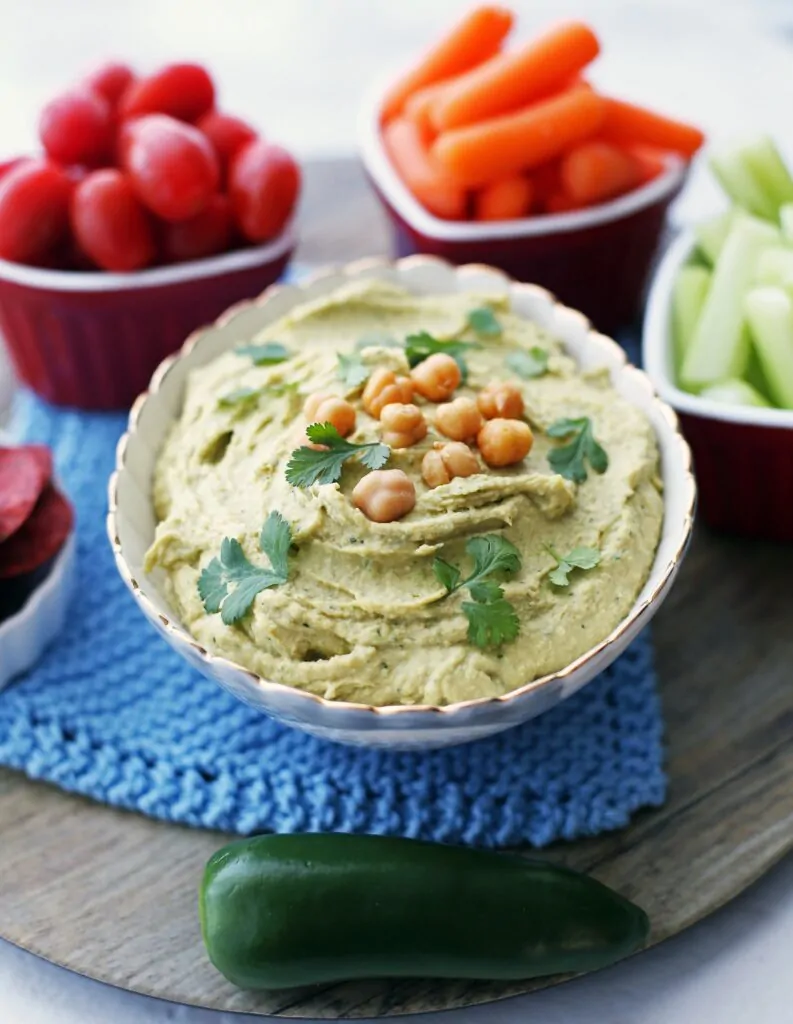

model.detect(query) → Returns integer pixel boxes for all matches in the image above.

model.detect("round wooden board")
[2,159,793,1019]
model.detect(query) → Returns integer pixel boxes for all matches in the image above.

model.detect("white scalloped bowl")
[108,258,695,749]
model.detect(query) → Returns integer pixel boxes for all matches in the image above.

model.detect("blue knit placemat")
[0,391,666,847]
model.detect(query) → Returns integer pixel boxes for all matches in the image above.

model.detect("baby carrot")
[404,74,469,143]
[474,175,534,220]
[600,97,704,158]
[560,141,643,205]
[383,117,468,220]
[544,190,583,214]
[529,161,563,206]
[622,144,669,184]
[433,86,606,188]
[431,21,600,132]
[381,6,514,123]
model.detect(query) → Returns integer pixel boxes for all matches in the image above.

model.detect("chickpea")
[435,397,483,442]
[422,441,481,488]
[352,469,416,523]
[362,367,414,418]
[380,402,428,449]
[477,381,525,420]
[303,392,356,437]
[477,418,533,467]
[411,353,461,402]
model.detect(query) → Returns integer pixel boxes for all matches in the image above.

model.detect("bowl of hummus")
[109,257,695,749]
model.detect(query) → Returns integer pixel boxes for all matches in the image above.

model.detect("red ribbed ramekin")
[644,231,793,542]
[0,224,295,410]
[358,85,687,335]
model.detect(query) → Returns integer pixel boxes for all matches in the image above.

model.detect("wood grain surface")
[1,159,793,1018]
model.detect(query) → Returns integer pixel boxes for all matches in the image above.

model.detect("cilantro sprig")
[218,381,298,412]
[546,545,601,587]
[433,534,521,649]
[506,347,549,380]
[198,511,293,625]
[467,306,502,338]
[404,331,480,382]
[337,352,371,389]
[546,417,608,483]
[285,422,390,488]
[236,342,290,365]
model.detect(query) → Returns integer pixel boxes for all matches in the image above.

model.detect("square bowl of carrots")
[360,5,704,333]
[644,135,793,542]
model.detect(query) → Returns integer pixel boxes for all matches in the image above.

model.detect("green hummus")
[145,280,663,706]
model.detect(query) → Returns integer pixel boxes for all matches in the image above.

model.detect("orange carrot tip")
[560,141,643,205]
[381,6,514,123]
[600,97,704,158]
[543,189,583,214]
[430,20,600,132]
[433,85,606,189]
[623,143,670,184]
[475,175,534,221]
[383,118,468,220]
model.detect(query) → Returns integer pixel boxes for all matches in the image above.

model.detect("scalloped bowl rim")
[0,220,297,293]
[358,77,687,242]
[643,229,793,429]
[108,255,695,721]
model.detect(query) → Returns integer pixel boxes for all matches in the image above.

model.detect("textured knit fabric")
[0,391,666,847]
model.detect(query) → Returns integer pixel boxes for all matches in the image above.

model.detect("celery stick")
[744,286,793,408]
[755,246,793,288]
[709,147,778,221]
[672,265,710,368]
[744,337,775,404]
[681,215,779,390]
[694,210,735,266]
[780,204,793,242]
[700,379,772,408]
[739,137,793,213]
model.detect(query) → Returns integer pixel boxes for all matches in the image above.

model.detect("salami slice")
[0,482,74,579]
[0,445,53,543]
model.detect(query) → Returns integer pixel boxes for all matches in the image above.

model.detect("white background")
[2,0,793,1020]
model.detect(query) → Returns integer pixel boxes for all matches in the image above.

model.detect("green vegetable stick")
[739,137,793,214]
[681,216,779,391]
[755,246,793,288]
[744,286,793,408]
[672,265,710,367]
[780,203,793,242]
[709,147,778,221]
[700,379,772,408]
[694,210,735,266]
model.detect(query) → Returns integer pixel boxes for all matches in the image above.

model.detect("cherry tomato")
[39,88,113,166]
[71,169,156,271]
[196,110,256,178]
[229,140,300,242]
[160,194,231,263]
[122,114,220,221]
[0,157,28,182]
[84,62,136,107]
[119,63,214,122]
[0,161,72,264]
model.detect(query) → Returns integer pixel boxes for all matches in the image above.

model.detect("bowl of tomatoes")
[0,61,300,410]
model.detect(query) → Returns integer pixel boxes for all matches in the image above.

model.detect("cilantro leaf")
[462,597,519,648]
[431,533,521,648]
[547,416,609,483]
[236,342,290,365]
[546,544,601,587]
[433,557,461,593]
[506,347,549,380]
[218,382,298,412]
[198,518,293,625]
[467,306,502,338]
[404,330,479,382]
[259,511,292,578]
[337,352,371,389]
[285,422,390,488]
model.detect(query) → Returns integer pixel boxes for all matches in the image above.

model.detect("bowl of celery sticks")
[644,135,793,541]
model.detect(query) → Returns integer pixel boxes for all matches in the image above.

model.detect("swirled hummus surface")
[145,280,663,706]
